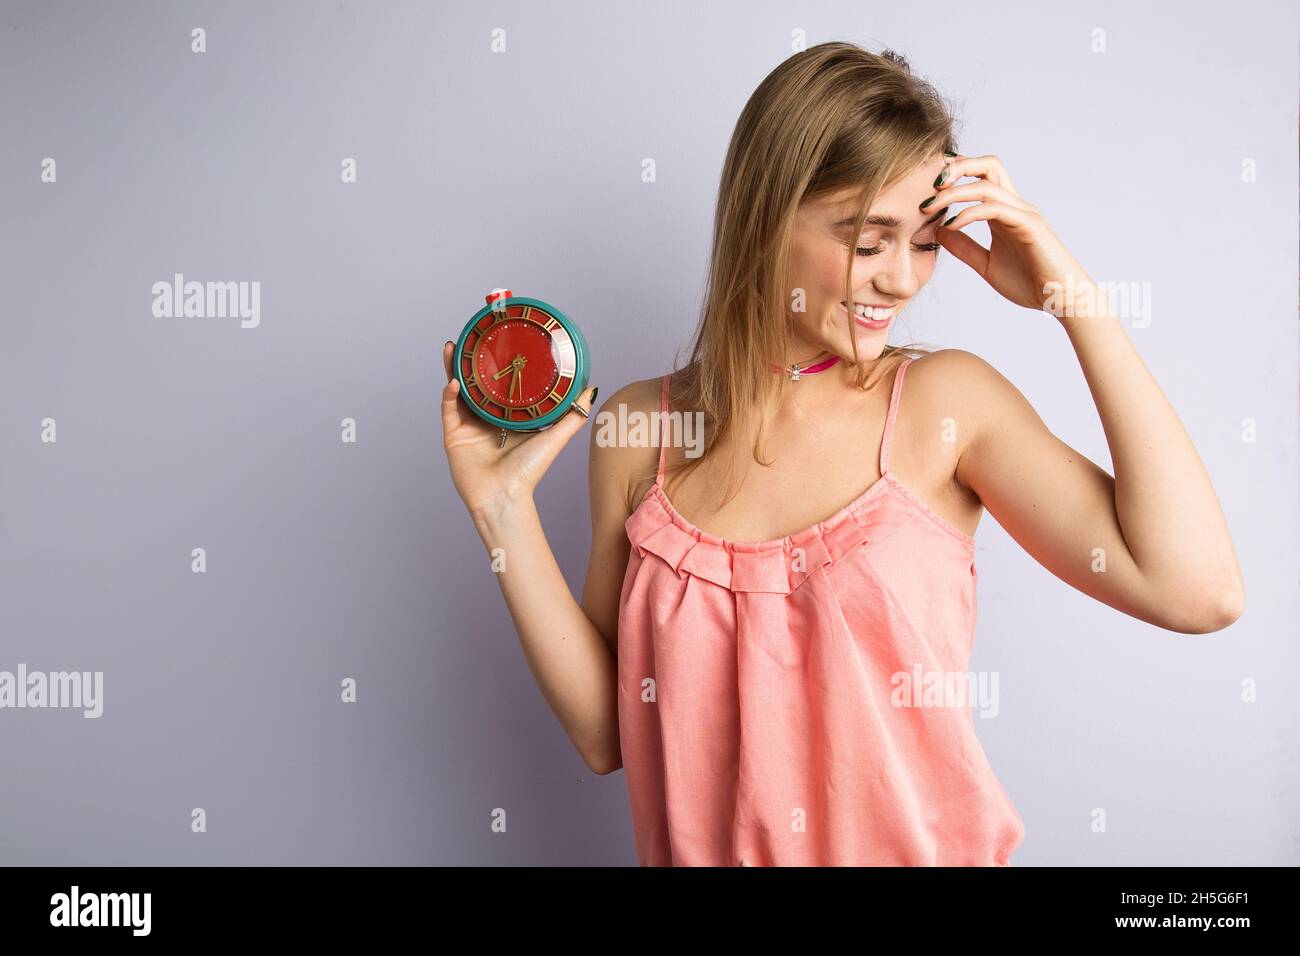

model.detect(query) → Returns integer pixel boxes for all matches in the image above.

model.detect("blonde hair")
[660,42,959,510]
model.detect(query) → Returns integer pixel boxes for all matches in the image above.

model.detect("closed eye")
[856,242,941,256]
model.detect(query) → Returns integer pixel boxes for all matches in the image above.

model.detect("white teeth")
[850,303,890,320]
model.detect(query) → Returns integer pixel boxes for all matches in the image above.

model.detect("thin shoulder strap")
[879,357,914,476]
[655,372,671,487]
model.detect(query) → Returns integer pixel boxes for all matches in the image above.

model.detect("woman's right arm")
[439,342,639,774]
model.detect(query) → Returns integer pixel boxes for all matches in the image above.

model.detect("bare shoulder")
[906,346,1002,387]
[903,348,1046,484]
[587,374,665,515]
[904,348,1034,427]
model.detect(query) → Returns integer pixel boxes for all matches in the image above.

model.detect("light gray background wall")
[1,0,1295,865]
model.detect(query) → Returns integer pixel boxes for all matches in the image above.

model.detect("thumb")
[938,224,989,275]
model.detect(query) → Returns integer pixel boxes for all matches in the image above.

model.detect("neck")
[782,347,833,367]
[769,348,894,417]
[772,348,838,380]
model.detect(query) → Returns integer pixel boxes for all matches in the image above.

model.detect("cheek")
[817,248,865,294]
[787,241,831,292]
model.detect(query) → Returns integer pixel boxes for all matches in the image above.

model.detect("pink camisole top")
[616,357,1025,866]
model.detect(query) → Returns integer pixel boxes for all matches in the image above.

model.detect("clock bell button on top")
[485,289,513,447]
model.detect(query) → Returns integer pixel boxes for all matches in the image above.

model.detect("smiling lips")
[842,301,895,330]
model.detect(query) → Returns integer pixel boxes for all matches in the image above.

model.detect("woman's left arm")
[929,153,1245,634]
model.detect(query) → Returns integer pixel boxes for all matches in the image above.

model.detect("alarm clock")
[453,289,591,444]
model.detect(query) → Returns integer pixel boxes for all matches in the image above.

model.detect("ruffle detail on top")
[624,480,919,595]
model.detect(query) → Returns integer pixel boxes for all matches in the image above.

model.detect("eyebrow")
[832,207,947,230]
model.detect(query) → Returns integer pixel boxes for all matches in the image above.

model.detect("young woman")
[439,43,1244,866]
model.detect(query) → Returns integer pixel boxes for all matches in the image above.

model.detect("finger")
[442,374,506,446]
[936,220,990,276]
[439,375,465,437]
[936,153,1020,198]
[440,342,476,434]
[928,178,1034,214]
[942,200,1036,236]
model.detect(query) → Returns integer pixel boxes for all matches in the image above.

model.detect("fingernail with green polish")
[920,195,935,210]
[943,215,957,227]
[943,150,957,158]
[590,386,599,403]
[933,167,949,188]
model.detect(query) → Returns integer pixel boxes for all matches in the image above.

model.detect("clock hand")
[492,355,527,381]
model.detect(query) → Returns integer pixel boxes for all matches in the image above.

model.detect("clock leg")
[498,428,507,448]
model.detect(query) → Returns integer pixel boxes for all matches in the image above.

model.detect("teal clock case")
[452,295,591,432]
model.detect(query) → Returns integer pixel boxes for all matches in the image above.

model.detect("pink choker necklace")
[771,353,841,381]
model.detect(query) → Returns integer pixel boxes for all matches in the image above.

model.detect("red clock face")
[460,304,578,422]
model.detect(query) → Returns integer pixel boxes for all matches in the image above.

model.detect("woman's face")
[786,152,950,362]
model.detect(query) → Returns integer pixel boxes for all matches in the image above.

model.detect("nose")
[867,243,922,300]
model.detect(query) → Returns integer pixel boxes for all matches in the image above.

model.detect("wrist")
[469,490,535,538]
[1042,276,1109,321]
[1044,279,1125,340]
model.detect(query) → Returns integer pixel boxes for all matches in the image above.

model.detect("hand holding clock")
[441,340,598,518]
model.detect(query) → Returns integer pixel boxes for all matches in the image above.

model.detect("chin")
[850,333,889,360]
